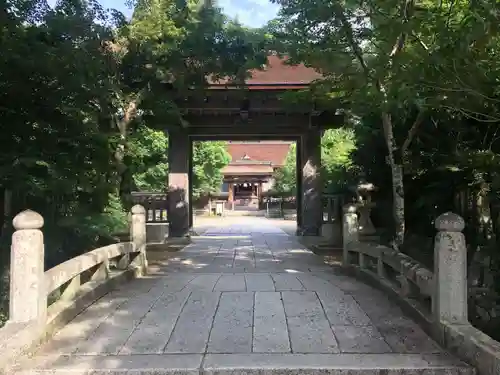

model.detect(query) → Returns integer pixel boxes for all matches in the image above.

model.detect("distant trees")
[273,143,297,194]
[192,141,231,199]
[272,129,357,194]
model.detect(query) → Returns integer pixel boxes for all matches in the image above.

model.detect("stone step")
[15,353,474,375]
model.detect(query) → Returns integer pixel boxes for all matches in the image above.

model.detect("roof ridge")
[208,55,322,86]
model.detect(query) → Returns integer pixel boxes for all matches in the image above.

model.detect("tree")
[271,0,500,247]
[273,143,297,194]
[126,124,169,192]
[273,129,357,194]
[0,0,131,319]
[321,128,357,193]
[0,0,270,323]
[109,0,269,204]
[191,141,231,199]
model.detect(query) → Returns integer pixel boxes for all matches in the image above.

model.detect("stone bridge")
[1,206,500,374]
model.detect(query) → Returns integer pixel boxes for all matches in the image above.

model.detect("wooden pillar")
[296,139,303,234]
[188,140,193,230]
[301,128,322,236]
[228,182,234,203]
[168,130,190,238]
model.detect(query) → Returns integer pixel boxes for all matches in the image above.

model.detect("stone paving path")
[16,217,472,374]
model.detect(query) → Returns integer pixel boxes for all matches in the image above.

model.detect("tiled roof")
[210,55,322,86]
[226,142,292,167]
[221,165,274,175]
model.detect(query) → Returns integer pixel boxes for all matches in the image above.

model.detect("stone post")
[433,212,468,324]
[10,210,46,324]
[342,204,359,266]
[130,204,148,274]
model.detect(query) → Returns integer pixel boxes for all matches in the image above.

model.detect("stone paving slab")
[14,217,473,375]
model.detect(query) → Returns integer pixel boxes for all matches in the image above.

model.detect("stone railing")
[342,204,500,375]
[0,205,147,372]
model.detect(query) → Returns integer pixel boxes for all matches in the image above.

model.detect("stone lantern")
[353,178,376,236]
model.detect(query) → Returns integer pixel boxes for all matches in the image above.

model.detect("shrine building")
[221,140,292,209]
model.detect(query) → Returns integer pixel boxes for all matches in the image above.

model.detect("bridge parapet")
[342,204,500,375]
[0,205,147,373]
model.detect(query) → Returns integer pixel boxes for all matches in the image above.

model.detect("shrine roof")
[221,165,274,175]
[209,55,322,88]
[226,141,292,168]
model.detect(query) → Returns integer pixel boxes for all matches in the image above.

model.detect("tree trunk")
[114,92,144,203]
[381,112,405,248]
[1,188,12,236]
[390,164,405,247]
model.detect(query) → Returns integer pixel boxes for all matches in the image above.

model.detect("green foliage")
[0,0,124,253]
[322,129,358,193]
[272,0,500,119]
[192,141,231,199]
[108,0,272,207]
[127,134,233,199]
[57,193,128,241]
[273,143,297,194]
[273,129,358,194]
[127,124,169,192]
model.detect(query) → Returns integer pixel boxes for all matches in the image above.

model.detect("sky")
[217,0,280,28]
[47,0,280,28]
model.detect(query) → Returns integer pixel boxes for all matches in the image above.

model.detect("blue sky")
[217,0,279,28]
[47,0,279,28]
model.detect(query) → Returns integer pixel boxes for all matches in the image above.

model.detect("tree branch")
[333,5,371,80]
[446,0,456,28]
[401,109,426,154]
[117,87,147,136]
[410,31,429,51]
[389,0,415,59]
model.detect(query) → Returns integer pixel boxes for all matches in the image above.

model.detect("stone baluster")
[10,210,46,324]
[130,204,148,274]
[376,253,386,278]
[433,212,468,325]
[342,204,359,266]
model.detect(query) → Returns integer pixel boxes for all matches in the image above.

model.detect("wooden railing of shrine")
[258,193,344,221]
[260,193,295,217]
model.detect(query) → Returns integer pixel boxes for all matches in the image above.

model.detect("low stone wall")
[342,205,500,375]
